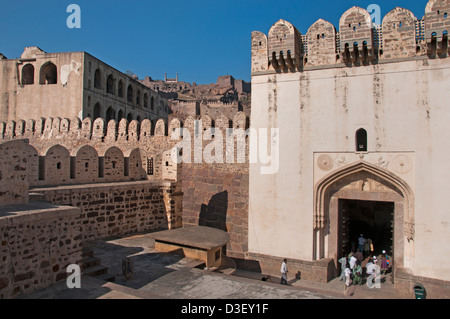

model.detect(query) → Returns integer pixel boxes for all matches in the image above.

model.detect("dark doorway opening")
[338,199,394,259]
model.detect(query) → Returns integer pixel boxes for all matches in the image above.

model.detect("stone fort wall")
[0,203,82,299]
[0,111,251,263]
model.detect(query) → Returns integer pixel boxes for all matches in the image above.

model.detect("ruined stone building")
[1,0,450,300]
[140,74,251,120]
[141,74,250,101]
[0,47,170,124]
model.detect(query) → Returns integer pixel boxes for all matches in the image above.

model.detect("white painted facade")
[250,57,450,282]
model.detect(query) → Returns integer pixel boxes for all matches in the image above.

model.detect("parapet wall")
[252,0,450,73]
[0,203,82,299]
[0,140,29,207]
[0,112,250,188]
[34,180,181,241]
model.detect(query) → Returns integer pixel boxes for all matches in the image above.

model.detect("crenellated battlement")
[0,112,249,143]
[252,0,450,73]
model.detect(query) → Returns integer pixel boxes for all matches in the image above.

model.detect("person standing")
[338,256,347,281]
[368,238,374,255]
[344,267,352,294]
[358,234,365,253]
[280,259,288,285]
[353,260,363,285]
[349,253,357,270]
[354,250,363,262]
[381,255,389,275]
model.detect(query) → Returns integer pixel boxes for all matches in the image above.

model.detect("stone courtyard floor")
[22,232,403,300]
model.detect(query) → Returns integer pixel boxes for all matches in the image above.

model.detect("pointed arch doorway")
[313,161,415,282]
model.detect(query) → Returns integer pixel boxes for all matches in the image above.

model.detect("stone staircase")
[80,247,115,282]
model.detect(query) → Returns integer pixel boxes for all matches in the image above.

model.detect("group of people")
[339,236,392,290]
[266,241,391,289]
[355,234,374,258]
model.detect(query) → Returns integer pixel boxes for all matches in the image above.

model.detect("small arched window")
[127,85,133,103]
[106,107,115,123]
[22,64,35,85]
[356,128,368,152]
[94,69,102,89]
[39,62,57,85]
[136,90,141,106]
[143,93,148,108]
[106,74,114,94]
[118,80,124,98]
[93,103,102,120]
[118,109,124,121]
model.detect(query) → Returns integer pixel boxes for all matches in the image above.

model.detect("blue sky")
[0,0,428,84]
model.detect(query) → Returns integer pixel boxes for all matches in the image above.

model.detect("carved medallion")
[391,155,412,174]
[317,154,334,171]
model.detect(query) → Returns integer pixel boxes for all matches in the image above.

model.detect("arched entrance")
[313,161,415,281]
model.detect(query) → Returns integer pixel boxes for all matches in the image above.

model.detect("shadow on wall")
[199,191,228,232]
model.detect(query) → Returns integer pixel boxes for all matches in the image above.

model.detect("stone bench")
[150,226,230,268]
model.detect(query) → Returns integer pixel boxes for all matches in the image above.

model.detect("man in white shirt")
[280,259,288,285]
[349,254,357,270]
[344,267,352,295]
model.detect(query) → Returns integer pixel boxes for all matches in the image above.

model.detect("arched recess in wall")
[106,107,115,123]
[136,90,141,106]
[118,80,124,98]
[127,113,133,123]
[127,85,133,103]
[73,145,99,184]
[39,62,57,85]
[106,74,114,94]
[94,69,102,89]
[150,96,155,110]
[44,145,70,184]
[143,93,148,108]
[22,64,35,85]
[117,109,125,121]
[93,103,102,121]
[103,146,125,182]
[124,148,147,181]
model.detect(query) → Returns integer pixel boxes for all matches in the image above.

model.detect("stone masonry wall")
[33,180,181,242]
[0,139,29,207]
[182,163,249,260]
[0,204,82,299]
